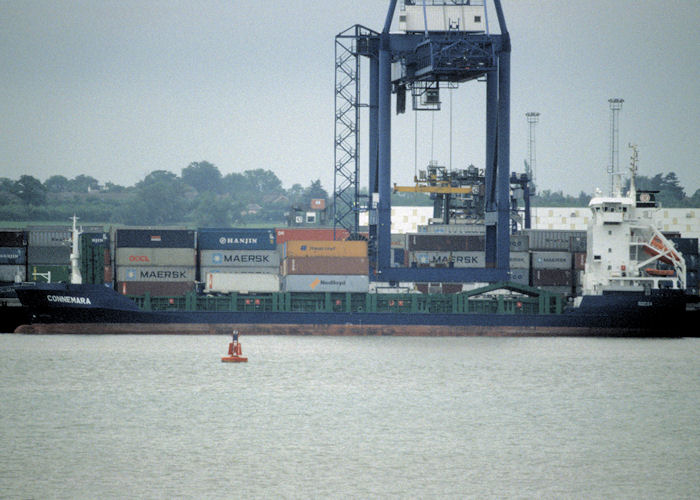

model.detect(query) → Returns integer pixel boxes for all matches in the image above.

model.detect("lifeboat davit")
[644,235,680,265]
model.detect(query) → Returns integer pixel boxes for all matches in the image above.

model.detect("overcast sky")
[2,0,699,197]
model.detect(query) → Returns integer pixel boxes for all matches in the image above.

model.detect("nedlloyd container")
[531,251,572,270]
[198,228,276,251]
[205,272,280,294]
[115,229,195,249]
[283,275,369,293]
[198,249,279,268]
[283,240,367,258]
[115,248,196,267]
[0,247,26,265]
[116,266,195,282]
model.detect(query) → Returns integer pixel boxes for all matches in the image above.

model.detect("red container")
[531,269,573,286]
[573,252,586,271]
[282,257,368,275]
[274,228,350,244]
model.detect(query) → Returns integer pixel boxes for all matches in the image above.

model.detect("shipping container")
[116,266,196,282]
[274,228,349,244]
[0,230,26,247]
[569,233,587,253]
[283,275,369,293]
[200,266,279,276]
[197,228,276,250]
[510,234,529,252]
[115,247,195,267]
[27,246,71,265]
[118,281,194,296]
[409,251,485,268]
[198,249,280,268]
[415,283,464,294]
[509,251,530,269]
[82,232,110,246]
[204,272,280,293]
[531,269,573,286]
[284,240,367,258]
[531,251,572,270]
[508,268,530,285]
[0,247,27,265]
[282,256,368,275]
[573,252,586,271]
[522,229,585,252]
[670,237,699,256]
[28,229,71,247]
[406,234,485,251]
[417,224,486,235]
[115,228,195,249]
[391,233,406,249]
[0,265,26,283]
[28,264,71,283]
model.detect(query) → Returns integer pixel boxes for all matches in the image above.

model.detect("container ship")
[7,161,699,336]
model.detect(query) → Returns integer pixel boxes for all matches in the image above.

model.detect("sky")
[2,0,699,197]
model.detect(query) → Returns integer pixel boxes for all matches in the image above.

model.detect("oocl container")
[283,240,367,258]
[198,228,276,251]
[115,248,195,267]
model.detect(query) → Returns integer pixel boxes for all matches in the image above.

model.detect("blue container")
[197,228,276,250]
[0,247,27,265]
[116,229,195,249]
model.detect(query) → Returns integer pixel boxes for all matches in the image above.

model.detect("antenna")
[607,98,624,196]
[526,112,539,187]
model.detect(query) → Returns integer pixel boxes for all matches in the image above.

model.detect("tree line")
[1,162,697,226]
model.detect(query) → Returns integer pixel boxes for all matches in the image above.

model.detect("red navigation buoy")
[222,330,248,362]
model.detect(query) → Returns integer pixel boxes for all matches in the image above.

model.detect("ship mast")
[70,215,83,285]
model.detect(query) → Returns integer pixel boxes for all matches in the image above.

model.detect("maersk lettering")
[47,295,92,305]
[139,270,187,279]
[223,254,270,264]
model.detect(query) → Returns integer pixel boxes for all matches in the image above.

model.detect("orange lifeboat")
[222,331,248,362]
[644,235,680,265]
[644,268,676,277]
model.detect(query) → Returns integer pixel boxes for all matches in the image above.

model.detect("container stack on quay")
[281,239,370,292]
[0,230,27,284]
[114,228,196,296]
[200,228,280,294]
[27,227,72,284]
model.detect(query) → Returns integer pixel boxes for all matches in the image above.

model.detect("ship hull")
[11,283,693,337]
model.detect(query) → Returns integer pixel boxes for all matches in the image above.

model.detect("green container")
[29,265,70,283]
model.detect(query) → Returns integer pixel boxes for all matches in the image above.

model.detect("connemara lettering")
[47,295,92,305]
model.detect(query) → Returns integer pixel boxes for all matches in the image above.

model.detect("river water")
[1,334,698,499]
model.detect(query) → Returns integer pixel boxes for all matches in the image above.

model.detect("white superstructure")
[580,145,686,296]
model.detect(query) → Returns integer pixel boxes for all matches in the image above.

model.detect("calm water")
[1,334,699,499]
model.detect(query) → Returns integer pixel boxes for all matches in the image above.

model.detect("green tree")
[44,175,70,192]
[69,174,101,193]
[12,175,47,206]
[121,170,188,225]
[181,161,223,194]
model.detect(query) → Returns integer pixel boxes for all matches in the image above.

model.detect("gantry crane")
[333,0,512,283]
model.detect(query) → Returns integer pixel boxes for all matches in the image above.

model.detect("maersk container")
[28,229,71,247]
[198,228,276,251]
[283,275,369,293]
[116,266,195,282]
[284,240,367,258]
[282,256,368,275]
[531,251,572,270]
[275,228,349,244]
[0,247,26,265]
[118,281,194,296]
[407,234,484,252]
[27,246,71,265]
[410,251,485,268]
[0,230,26,247]
[0,265,25,283]
[115,228,195,249]
[205,272,280,293]
[115,247,195,267]
[509,252,530,269]
[199,249,280,268]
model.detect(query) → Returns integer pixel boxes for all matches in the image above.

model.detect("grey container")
[28,229,71,247]
[410,251,485,268]
[0,247,27,265]
[199,249,280,268]
[204,272,280,293]
[508,268,529,285]
[0,265,26,282]
[510,234,529,252]
[523,230,585,252]
[27,246,71,265]
[509,252,530,269]
[115,247,195,267]
[531,251,572,270]
[283,275,369,293]
[116,265,196,282]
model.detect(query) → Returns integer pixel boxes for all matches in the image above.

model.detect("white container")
[205,272,280,293]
